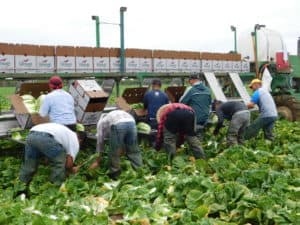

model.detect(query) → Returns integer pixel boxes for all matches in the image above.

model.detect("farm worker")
[245,79,278,140]
[179,73,211,140]
[90,110,143,179]
[213,100,250,146]
[155,103,206,162]
[143,79,169,129]
[19,123,84,186]
[39,76,77,131]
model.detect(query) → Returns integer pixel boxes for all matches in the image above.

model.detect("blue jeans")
[109,122,143,175]
[245,116,277,140]
[19,131,66,185]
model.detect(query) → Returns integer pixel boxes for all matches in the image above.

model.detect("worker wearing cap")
[213,100,250,146]
[39,76,77,131]
[246,79,278,140]
[155,103,206,162]
[19,123,82,186]
[179,73,211,140]
[90,110,143,179]
[143,79,169,129]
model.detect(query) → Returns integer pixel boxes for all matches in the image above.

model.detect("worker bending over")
[19,123,83,186]
[143,79,169,129]
[155,103,206,162]
[179,73,211,139]
[90,110,143,179]
[39,76,77,131]
[245,79,278,140]
[213,100,250,146]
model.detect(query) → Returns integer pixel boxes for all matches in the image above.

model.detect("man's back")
[143,90,169,119]
[40,89,76,125]
[180,82,211,125]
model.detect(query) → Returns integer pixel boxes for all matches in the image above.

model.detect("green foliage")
[0,120,299,224]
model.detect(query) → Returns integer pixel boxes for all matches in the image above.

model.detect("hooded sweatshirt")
[180,82,211,125]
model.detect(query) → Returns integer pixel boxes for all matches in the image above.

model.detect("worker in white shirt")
[39,76,77,131]
[90,110,143,179]
[19,123,84,186]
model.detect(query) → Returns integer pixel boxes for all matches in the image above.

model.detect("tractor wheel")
[274,95,300,121]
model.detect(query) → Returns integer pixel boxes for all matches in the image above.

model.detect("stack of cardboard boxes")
[69,80,109,125]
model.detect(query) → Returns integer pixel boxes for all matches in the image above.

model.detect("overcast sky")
[1,0,299,54]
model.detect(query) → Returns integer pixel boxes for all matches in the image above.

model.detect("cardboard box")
[69,84,80,106]
[190,60,201,72]
[222,61,233,72]
[153,58,167,72]
[232,61,242,72]
[75,105,102,125]
[36,45,55,73]
[241,61,250,72]
[116,97,146,116]
[15,55,37,73]
[212,60,223,72]
[9,83,50,129]
[126,57,140,72]
[78,90,108,109]
[202,60,213,72]
[179,59,191,72]
[75,56,93,73]
[37,56,55,73]
[166,58,179,72]
[56,56,75,73]
[73,80,103,97]
[0,54,14,73]
[110,57,120,72]
[139,58,152,72]
[93,48,110,57]
[94,57,110,72]
[125,49,152,58]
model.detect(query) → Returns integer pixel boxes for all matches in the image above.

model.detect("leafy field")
[0,120,299,225]
[0,86,14,111]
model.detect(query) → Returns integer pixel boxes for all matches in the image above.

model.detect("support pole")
[120,7,127,76]
[92,16,100,48]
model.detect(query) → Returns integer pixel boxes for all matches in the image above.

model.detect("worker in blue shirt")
[245,79,278,140]
[143,79,169,129]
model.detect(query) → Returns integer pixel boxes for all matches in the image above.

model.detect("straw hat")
[248,79,262,88]
[156,104,171,123]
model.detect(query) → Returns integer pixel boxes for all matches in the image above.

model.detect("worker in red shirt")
[155,103,206,162]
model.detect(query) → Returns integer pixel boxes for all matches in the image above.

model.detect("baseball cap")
[49,76,63,89]
[152,79,162,86]
[249,79,262,88]
[188,73,200,80]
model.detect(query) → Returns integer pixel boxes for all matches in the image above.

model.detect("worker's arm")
[143,92,149,109]
[247,102,255,109]
[89,152,103,170]
[213,108,224,135]
[65,154,79,175]
[96,114,109,152]
[39,95,50,117]
[247,90,259,109]
[179,86,192,103]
